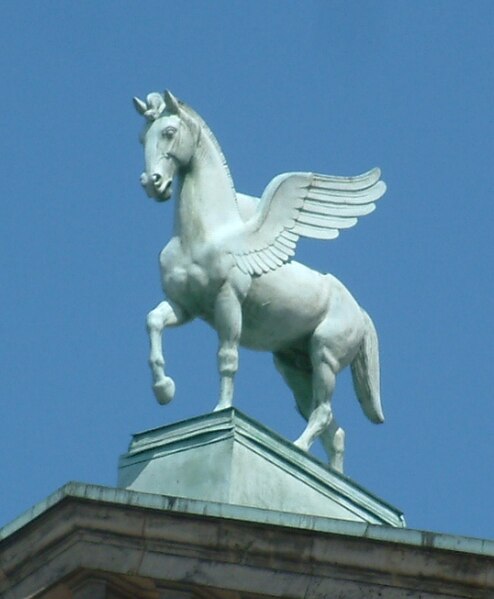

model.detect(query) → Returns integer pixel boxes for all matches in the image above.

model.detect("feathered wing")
[229,168,386,275]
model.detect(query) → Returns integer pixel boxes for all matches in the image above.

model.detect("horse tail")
[350,310,384,424]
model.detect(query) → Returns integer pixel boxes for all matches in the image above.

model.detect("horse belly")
[240,263,331,351]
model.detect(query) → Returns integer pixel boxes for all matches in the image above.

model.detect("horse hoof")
[153,377,175,405]
[293,438,309,452]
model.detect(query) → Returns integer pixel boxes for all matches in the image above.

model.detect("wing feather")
[235,254,252,275]
[258,251,278,271]
[273,244,296,258]
[312,168,381,190]
[281,230,299,242]
[275,237,297,252]
[294,223,340,240]
[267,250,285,267]
[297,212,358,229]
[250,253,270,274]
[228,168,385,275]
[307,182,385,204]
[303,201,376,217]
[270,245,291,261]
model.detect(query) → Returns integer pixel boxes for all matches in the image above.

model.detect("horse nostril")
[151,173,162,185]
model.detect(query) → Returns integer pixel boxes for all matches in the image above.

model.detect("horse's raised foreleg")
[213,283,242,411]
[146,300,190,405]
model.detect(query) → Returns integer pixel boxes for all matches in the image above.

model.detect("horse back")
[239,261,361,352]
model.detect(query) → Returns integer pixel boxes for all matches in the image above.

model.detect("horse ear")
[133,96,147,115]
[164,90,180,114]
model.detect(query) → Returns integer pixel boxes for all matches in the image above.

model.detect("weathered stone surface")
[118,408,404,527]
[1,483,493,599]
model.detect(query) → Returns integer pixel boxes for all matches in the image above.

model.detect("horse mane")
[178,100,237,201]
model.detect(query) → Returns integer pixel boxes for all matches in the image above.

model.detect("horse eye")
[162,127,176,139]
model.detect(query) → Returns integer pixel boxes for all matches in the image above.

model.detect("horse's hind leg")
[320,419,345,473]
[273,352,312,419]
[274,351,345,472]
[292,326,346,472]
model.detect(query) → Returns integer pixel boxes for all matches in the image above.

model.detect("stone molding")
[1,484,493,598]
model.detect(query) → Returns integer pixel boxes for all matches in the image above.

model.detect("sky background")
[1,2,493,541]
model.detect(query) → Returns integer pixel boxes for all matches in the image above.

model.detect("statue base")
[118,408,404,527]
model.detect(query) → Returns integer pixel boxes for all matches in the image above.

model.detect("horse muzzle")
[140,172,173,201]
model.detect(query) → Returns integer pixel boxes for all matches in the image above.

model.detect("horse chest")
[160,244,216,312]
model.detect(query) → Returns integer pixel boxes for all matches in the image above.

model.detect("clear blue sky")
[1,1,493,540]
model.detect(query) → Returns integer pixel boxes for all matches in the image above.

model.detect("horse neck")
[174,130,243,247]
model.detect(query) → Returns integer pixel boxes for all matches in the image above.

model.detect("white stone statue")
[134,90,386,472]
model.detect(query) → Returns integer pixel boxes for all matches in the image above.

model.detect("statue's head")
[134,90,199,202]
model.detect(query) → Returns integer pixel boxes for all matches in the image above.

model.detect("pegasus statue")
[134,90,386,472]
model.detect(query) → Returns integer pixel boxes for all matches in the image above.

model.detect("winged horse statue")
[134,90,386,472]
